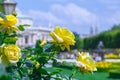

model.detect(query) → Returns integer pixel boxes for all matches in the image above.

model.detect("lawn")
[46,67,120,80]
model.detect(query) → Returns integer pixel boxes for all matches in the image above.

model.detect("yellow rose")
[35,61,40,69]
[32,60,40,69]
[40,40,47,46]
[50,26,75,50]
[76,52,97,72]
[0,14,18,31]
[1,44,21,64]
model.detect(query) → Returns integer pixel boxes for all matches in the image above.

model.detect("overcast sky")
[16,0,120,34]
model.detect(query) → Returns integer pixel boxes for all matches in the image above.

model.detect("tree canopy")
[83,24,120,49]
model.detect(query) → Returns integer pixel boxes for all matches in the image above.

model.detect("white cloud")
[95,11,120,32]
[51,3,97,25]
[28,10,62,23]
[25,3,97,33]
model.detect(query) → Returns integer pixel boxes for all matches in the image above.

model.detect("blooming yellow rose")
[40,40,47,46]
[76,52,97,72]
[35,61,40,69]
[0,44,21,64]
[0,14,18,31]
[50,27,75,50]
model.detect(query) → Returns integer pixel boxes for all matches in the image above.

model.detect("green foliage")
[0,38,67,80]
[83,24,120,49]
[0,31,6,45]
[17,25,25,31]
[3,37,18,44]
[0,30,18,45]
[111,24,120,30]
[71,32,83,50]
[0,75,12,80]
[17,24,30,31]
[35,40,43,53]
[43,43,53,52]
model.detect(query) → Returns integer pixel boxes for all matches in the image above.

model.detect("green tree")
[83,24,120,49]
[71,32,83,50]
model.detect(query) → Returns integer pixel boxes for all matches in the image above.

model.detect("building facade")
[17,27,52,47]
[16,14,53,48]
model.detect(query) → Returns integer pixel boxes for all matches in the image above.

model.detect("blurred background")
[0,0,120,80]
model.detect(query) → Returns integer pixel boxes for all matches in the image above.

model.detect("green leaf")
[38,57,48,65]
[17,24,30,31]
[18,25,25,31]
[39,68,48,74]
[20,67,28,73]
[39,53,49,57]
[0,75,12,80]
[4,37,18,44]
[54,78,61,80]
[52,68,62,72]
[25,60,34,67]
[50,71,60,76]
[0,31,6,45]
[43,43,53,51]
[13,71,21,80]
[0,12,6,20]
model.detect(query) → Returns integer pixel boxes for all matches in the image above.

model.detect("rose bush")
[0,12,96,80]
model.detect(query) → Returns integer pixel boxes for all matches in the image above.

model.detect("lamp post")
[3,0,16,14]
